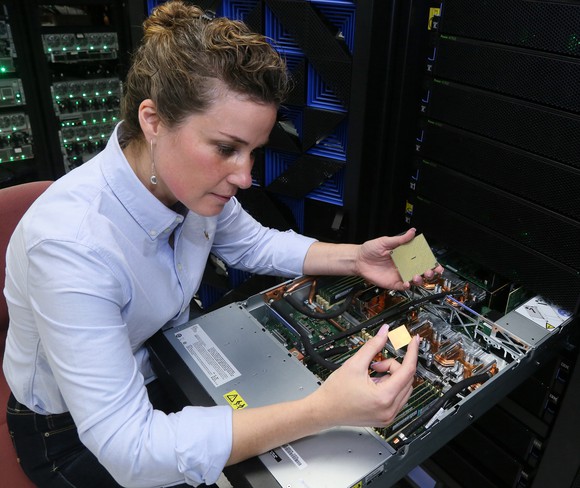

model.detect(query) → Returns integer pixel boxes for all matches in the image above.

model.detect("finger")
[411,274,423,285]
[345,324,390,369]
[371,358,402,374]
[377,335,419,391]
[401,334,420,369]
[394,228,416,247]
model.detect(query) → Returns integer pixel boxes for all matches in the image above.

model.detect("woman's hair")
[120,0,289,145]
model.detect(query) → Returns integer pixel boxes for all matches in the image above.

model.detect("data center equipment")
[0,0,136,187]
[378,0,580,315]
[0,1,47,188]
[149,264,576,488]
[362,0,580,484]
[31,1,132,174]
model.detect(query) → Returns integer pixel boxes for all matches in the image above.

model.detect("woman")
[3,2,441,487]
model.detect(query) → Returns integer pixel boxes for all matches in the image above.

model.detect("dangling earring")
[150,139,158,185]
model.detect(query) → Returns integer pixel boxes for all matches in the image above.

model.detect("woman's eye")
[217,145,236,156]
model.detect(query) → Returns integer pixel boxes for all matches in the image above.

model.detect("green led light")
[48,48,52,52]
[0,67,6,73]
[10,156,14,161]
[62,47,66,51]
[21,155,26,160]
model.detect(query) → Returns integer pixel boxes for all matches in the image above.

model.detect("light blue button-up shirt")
[2,123,316,487]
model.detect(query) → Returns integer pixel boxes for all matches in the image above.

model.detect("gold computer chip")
[389,325,412,350]
[390,233,438,282]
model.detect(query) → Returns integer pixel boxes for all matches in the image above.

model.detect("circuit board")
[253,270,521,448]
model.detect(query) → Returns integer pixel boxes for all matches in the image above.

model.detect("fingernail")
[415,335,421,344]
[378,324,389,336]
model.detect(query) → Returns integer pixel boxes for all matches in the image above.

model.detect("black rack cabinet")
[0,0,136,188]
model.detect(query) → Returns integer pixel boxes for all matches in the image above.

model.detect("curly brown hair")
[120,0,289,145]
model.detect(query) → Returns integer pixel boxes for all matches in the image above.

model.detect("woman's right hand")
[308,324,419,429]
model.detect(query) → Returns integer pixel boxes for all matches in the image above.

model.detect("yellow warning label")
[224,390,248,410]
[405,201,414,214]
[428,7,441,30]
[351,482,363,488]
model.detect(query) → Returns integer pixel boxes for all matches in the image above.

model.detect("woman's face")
[152,91,277,215]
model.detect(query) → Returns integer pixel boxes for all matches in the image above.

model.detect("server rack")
[0,0,134,188]
[376,0,580,485]
[0,1,51,187]
[380,0,580,314]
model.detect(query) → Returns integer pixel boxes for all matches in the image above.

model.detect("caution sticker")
[224,390,248,410]
[428,7,441,30]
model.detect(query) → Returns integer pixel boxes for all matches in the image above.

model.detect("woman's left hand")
[354,228,444,290]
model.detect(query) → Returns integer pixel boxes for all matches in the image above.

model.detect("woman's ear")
[138,99,161,141]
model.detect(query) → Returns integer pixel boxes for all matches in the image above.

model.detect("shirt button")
[175,216,183,223]
[177,263,183,271]
[164,228,171,233]
[149,230,158,237]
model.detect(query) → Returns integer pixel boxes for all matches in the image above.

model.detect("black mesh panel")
[435,36,580,113]
[419,122,580,222]
[428,81,580,169]
[440,0,580,58]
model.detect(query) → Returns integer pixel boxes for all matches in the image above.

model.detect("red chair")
[1,180,52,487]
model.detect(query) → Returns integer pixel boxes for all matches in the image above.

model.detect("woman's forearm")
[302,241,361,277]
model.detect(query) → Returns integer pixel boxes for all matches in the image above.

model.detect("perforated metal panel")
[440,0,580,58]
[434,36,580,113]
[404,0,580,312]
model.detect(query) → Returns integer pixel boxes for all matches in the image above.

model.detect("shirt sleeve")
[26,240,232,487]
[212,198,317,276]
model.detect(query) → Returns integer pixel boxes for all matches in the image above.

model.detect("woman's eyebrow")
[217,132,248,145]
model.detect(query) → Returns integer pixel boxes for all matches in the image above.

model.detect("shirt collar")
[101,122,185,240]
